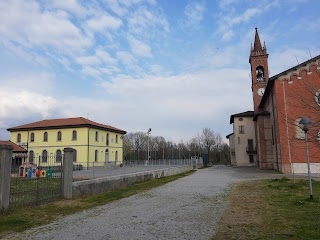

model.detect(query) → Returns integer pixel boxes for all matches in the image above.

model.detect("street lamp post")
[299,118,313,200]
[147,128,151,165]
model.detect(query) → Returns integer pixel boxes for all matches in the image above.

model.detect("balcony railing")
[246,146,256,154]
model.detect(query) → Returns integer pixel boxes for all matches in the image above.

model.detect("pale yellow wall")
[10,127,124,165]
[233,116,256,166]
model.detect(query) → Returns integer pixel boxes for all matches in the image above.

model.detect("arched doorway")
[105,149,109,162]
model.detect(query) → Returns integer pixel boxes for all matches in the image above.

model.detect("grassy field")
[214,178,320,240]
[0,170,195,238]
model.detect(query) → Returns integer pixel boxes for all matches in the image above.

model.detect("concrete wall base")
[72,165,193,198]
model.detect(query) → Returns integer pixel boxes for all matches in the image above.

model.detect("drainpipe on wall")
[271,89,279,171]
[282,80,294,181]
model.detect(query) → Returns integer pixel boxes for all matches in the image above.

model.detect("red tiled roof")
[7,117,126,134]
[0,140,27,152]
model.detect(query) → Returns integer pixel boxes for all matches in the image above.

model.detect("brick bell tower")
[249,28,269,112]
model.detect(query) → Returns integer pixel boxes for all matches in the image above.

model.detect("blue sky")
[0,0,319,142]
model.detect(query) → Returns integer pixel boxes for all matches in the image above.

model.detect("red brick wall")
[271,60,320,172]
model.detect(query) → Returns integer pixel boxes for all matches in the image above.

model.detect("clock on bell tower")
[249,27,269,112]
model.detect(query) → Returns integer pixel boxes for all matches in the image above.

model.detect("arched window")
[95,131,99,141]
[256,66,264,82]
[43,132,48,142]
[56,150,62,163]
[95,150,98,162]
[17,133,21,143]
[29,150,34,162]
[73,149,77,162]
[42,150,48,163]
[57,131,62,141]
[72,130,77,141]
[115,151,118,163]
[106,133,109,145]
[116,135,118,144]
[30,132,35,142]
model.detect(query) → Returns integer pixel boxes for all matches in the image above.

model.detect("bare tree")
[200,127,217,162]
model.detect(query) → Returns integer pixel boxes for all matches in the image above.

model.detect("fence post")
[0,144,13,211]
[63,148,74,199]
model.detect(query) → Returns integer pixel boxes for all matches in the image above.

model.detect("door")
[105,149,109,162]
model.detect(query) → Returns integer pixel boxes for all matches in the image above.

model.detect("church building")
[228,28,320,174]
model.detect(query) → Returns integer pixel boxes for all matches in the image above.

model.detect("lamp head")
[299,118,312,132]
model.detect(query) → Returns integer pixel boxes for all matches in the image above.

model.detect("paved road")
[4,166,283,240]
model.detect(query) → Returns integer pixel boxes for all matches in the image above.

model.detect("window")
[239,126,244,134]
[29,150,34,162]
[30,132,35,142]
[72,130,77,141]
[237,137,240,144]
[42,150,48,163]
[56,150,62,163]
[17,133,21,143]
[95,150,98,162]
[43,132,48,142]
[247,139,254,151]
[115,151,118,163]
[249,155,254,163]
[116,135,118,144]
[256,66,264,82]
[95,131,99,141]
[106,133,109,146]
[73,149,77,162]
[57,131,62,141]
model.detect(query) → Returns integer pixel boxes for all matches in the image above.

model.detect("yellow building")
[7,117,126,166]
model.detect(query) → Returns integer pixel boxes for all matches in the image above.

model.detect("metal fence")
[10,155,63,208]
[73,159,192,181]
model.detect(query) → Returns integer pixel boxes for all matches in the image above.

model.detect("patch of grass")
[0,170,195,238]
[214,178,320,240]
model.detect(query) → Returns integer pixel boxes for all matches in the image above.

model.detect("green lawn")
[214,178,320,240]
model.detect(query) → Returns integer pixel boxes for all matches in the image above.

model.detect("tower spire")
[253,27,263,51]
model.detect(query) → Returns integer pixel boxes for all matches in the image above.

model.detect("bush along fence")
[0,145,203,211]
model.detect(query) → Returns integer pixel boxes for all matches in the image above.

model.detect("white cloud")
[127,36,152,57]
[76,55,101,66]
[0,0,92,54]
[222,30,234,41]
[116,51,138,69]
[97,69,252,140]
[184,2,206,26]
[223,8,260,26]
[0,89,57,122]
[0,72,55,94]
[85,14,123,33]
[95,49,118,65]
[81,66,102,78]
[128,7,170,35]
[104,0,128,16]
[47,0,87,16]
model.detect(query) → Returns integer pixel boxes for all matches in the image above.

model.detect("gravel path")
[3,166,283,240]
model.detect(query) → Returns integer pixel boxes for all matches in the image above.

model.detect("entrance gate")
[10,154,63,208]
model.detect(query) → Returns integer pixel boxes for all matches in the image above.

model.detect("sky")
[0,0,320,143]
